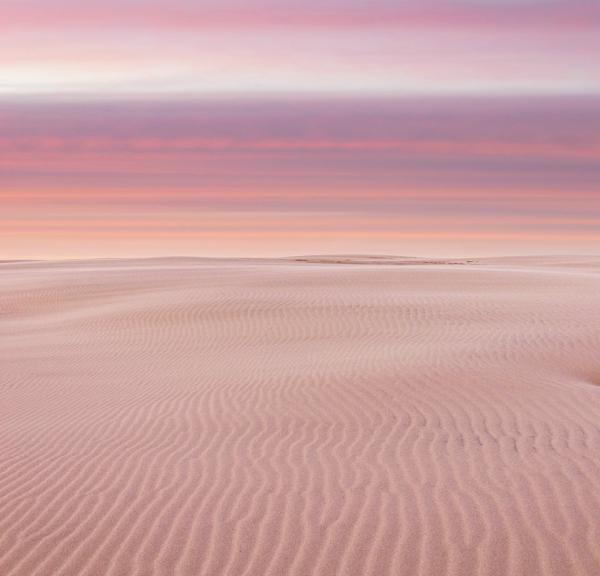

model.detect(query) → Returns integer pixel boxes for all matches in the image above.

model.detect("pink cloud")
[2,97,599,257]
[2,1,599,30]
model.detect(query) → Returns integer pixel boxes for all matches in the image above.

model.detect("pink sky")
[2,1,599,258]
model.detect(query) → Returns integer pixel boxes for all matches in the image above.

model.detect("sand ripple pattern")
[1,257,600,576]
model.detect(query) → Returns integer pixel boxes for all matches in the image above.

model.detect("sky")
[2,0,599,258]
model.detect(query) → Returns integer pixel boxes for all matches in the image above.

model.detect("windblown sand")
[1,256,600,576]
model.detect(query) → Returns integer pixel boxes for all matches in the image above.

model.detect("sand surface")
[1,256,600,576]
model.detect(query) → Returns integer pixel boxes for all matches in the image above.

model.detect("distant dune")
[285,255,476,265]
[1,256,600,576]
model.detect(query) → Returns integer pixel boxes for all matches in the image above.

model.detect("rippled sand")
[1,256,600,576]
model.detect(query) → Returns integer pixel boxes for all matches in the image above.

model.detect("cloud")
[2,1,599,30]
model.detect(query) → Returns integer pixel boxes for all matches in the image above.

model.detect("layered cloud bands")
[2,97,599,258]
[1,0,598,257]
[1,0,599,95]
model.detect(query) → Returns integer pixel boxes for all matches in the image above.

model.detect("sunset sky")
[2,0,600,258]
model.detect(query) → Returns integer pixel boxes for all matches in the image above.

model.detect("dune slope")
[1,257,600,576]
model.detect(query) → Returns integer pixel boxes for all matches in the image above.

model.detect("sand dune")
[1,256,600,576]
[287,255,475,266]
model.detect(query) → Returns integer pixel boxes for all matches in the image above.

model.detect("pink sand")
[1,256,600,575]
